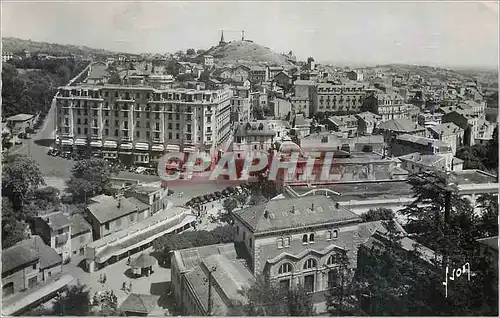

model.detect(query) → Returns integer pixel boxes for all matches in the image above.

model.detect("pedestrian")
[129,282,132,292]
[103,273,107,284]
[127,257,131,265]
[99,274,103,283]
[122,282,126,291]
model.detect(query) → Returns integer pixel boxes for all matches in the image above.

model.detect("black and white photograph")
[1,1,498,316]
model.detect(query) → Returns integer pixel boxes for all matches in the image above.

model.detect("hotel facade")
[55,85,232,164]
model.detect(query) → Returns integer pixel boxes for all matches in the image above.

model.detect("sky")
[2,1,499,68]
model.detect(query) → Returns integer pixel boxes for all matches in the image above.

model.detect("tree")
[220,198,238,225]
[476,194,499,237]
[176,73,195,82]
[360,208,395,222]
[99,291,120,316]
[107,72,121,85]
[242,275,313,316]
[2,197,28,249]
[486,126,498,172]
[326,250,361,316]
[66,158,119,203]
[196,49,206,55]
[2,154,45,209]
[22,186,62,218]
[52,281,91,316]
[186,48,196,56]
[253,105,265,120]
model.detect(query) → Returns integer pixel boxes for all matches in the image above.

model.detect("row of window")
[276,230,340,248]
[278,253,342,274]
[62,90,215,102]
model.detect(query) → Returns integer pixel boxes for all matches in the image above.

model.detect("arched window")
[277,238,284,248]
[309,233,315,242]
[302,234,308,244]
[333,230,338,239]
[326,231,332,240]
[327,253,341,265]
[303,258,317,270]
[278,263,293,274]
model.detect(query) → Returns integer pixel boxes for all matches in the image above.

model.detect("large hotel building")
[55,85,232,164]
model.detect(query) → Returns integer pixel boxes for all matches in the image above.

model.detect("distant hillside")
[2,37,133,58]
[206,40,291,66]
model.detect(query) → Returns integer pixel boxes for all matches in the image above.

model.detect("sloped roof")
[119,294,159,314]
[427,122,463,137]
[70,214,92,237]
[87,195,139,224]
[396,134,451,149]
[28,235,62,270]
[398,152,446,167]
[2,239,39,274]
[45,212,71,231]
[177,243,238,270]
[378,118,424,132]
[6,114,34,122]
[477,236,498,251]
[234,196,361,234]
[355,111,381,121]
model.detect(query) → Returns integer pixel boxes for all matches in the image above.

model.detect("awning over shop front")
[166,145,180,152]
[152,144,165,152]
[74,139,86,146]
[120,143,133,150]
[103,141,118,149]
[61,139,74,146]
[183,146,196,153]
[90,141,102,147]
[135,143,149,151]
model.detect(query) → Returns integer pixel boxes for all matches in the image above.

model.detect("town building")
[290,114,312,139]
[377,118,426,143]
[390,134,454,168]
[248,66,269,84]
[230,86,251,123]
[397,152,463,174]
[2,51,14,62]
[119,293,164,316]
[270,98,292,120]
[171,243,254,316]
[323,115,359,138]
[203,55,214,67]
[86,62,110,85]
[290,96,310,117]
[86,194,150,240]
[5,113,35,137]
[70,214,93,257]
[355,111,382,136]
[125,183,170,216]
[346,70,364,82]
[267,66,285,79]
[441,108,479,146]
[427,122,464,155]
[233,121,276,157]
[32,212,72,263]
[311,82,367,115]
[55,85,232,162]
[294,80,316,99]
[418,111,444,128]
[232,65,250,83]
[250,91,268,113]
[85,204,196,272]
[273,71,293,88]
[361,91,408,121]
[2,236,73,316]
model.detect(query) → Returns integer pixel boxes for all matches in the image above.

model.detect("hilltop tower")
[219,30,226,45]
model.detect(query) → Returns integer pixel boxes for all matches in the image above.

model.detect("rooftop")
[234,196,361,234]
[88,63,109,79]
[2,239,39,274]
[427,122,463,137]
[119,294,160,314]
[27,236,62,270]
[395,134,452,150]
[378,118,425,132]
[87,195,142,224]
[453,170,498,185]
[398,152,446,167]
[6,114,35,122]
[43,212,71,231]
[177,243,238,271]
[70,214,93,237]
